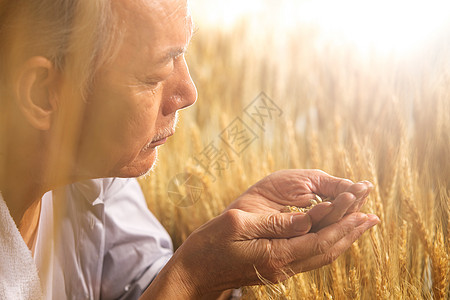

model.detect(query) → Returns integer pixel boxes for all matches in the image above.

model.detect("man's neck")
[0,170,44,227]
[0,158,50,252]
[1,117,81,244]
[0,138,49,231]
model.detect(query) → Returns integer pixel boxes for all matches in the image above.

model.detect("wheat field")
[138,3,450,299]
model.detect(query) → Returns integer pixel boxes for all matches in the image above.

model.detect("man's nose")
[162,57,197,116]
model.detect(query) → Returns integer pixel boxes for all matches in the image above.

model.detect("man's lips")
[150,137,167,146]
[142,132,174,151]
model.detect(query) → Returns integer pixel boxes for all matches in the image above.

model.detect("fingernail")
[354,182,367,193]
[367,214,380,225]
[355,213,368,225]
[352,183,368,199]
[319,201,333,208]
[292,213,311,233]
[363,181,374,189]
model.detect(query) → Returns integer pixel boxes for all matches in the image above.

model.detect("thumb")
[240,211,312,239]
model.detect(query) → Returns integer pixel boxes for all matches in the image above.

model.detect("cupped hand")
[226,169,373,231]
[144,169,378,299]
[169,209,379,298]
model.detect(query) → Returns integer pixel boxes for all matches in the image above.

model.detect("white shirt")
[33,178,173,300]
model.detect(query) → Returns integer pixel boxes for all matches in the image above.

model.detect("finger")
[345,181,373,213]
[285,212,370,259]
[309,170,354,199]
[312,192,356,230]
[292,214,380,273]
[240,211,313,239]
[354,181,373,211]
[306,202,334,227]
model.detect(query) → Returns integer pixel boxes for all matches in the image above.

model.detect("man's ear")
[14,56,59,131]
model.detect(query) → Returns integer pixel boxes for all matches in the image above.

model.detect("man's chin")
[115,148,159,178]
[140,151,160,178]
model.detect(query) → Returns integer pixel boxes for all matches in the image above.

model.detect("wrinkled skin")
[145,170,379,299]
[228,169,373,231]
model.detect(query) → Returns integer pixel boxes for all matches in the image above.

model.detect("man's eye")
[143,78,164,90]
[146,81,160,87]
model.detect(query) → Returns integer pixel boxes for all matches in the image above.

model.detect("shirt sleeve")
[99,178,173,300]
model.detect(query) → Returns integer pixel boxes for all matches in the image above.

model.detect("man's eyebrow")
[156,47,187,65]
[155,19,195,65]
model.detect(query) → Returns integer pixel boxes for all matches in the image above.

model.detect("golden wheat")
[138,11,450,299]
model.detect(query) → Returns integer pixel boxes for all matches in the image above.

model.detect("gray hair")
[0,0,124,181]
[0,0,121,101]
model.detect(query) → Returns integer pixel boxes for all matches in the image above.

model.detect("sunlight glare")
[190,0,264,28]
[297,0,450,54]
[192,0,450,55]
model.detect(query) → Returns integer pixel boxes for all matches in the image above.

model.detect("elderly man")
[0,0,379,299]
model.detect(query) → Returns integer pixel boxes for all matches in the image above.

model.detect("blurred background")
[140,0,450,298]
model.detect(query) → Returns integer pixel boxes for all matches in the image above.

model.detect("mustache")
[151,112,179,142]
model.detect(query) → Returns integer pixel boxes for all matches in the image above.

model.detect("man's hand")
[227,169,373,231]
[157,209,378,299]
[143,169,379,299]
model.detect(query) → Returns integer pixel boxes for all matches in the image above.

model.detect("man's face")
[75,0,197,178]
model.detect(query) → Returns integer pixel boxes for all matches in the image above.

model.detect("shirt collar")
[71,179,104,206]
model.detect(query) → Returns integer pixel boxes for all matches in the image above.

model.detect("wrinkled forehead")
[113,0,192,33]
[112,0,192,53]
[106,0,193,73]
